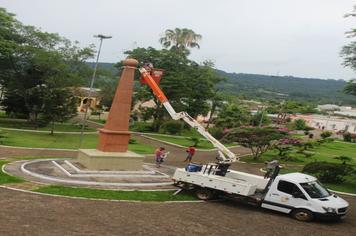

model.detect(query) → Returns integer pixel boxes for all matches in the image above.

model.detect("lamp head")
[94,34,112,39]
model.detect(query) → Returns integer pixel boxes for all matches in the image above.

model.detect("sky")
[1,0,355,80]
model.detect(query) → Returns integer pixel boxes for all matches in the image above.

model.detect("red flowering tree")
[274,137,301,160]
[222,127,288,160]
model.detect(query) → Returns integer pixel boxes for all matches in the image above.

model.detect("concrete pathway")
[0,187,355,236]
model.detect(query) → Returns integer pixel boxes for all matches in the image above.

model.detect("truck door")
[262,180,308,214]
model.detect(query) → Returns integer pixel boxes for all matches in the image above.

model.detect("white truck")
[139,66,349,222]
[173,164,349,221]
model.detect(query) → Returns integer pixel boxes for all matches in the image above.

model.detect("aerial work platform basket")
[140,68,164,85]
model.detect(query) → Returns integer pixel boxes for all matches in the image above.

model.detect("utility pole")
[79,34,112,147]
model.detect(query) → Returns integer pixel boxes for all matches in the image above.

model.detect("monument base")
[77,149,145,171]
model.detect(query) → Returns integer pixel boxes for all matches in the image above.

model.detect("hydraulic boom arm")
[139,67,238,163]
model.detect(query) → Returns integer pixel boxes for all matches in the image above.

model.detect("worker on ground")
[264,160,279,179]
[155,147,166,168]
[184,146,196,162]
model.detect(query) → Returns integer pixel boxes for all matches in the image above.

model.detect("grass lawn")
[0,118,95,132]
[0,161,24,184]
[34,185,197,201]
[89,119,106,124]
[0,111,7,118]
[241,141,356,167]
[324,181,356,194]
[291,133,306,138]
[145,134,236,149]
[0,130,155,154]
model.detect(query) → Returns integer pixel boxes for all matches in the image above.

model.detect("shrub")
[130,122,154,132]
[342,132,356,142]
[334,155,352,164]
[324,138,334,143]
[208,127,224,140]
[160,120,183,135]
[302,162,354,183]
[35,119,49,128]
[304,126,315,131]
[343,132,352,142]
[129,138,137,144]
[293,119,307,130]
[91,111,101,116]
[298,150,315,158]
[299,141,314,151]
[320,131,332,139]
[189,137,200,147]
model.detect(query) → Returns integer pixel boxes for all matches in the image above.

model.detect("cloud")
[1,0,355,79]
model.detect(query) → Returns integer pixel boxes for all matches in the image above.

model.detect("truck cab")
[262,173,349,221]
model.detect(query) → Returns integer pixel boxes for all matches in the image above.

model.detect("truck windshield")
[300,181,331,198]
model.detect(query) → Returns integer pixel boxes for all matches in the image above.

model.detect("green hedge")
[302,162,354,183]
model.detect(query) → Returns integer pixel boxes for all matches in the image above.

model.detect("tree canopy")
[215,103,250,129]
[118,46,223,130]
[342,6,356,97]
[0,8,94,125]
[159,28,202,55]
[222,127,288,159]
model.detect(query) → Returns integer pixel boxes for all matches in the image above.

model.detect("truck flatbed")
[173,165,269,196]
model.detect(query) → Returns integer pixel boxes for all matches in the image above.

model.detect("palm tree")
[159,28,202,54]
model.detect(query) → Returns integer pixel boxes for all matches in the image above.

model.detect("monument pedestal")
[77,149,145,171]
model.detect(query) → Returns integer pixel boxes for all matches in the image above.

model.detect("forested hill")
[92,62,356,105]
[216,70,356,105]
[87,62,118,75]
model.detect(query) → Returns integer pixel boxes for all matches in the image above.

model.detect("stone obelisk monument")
[77,58,144,170]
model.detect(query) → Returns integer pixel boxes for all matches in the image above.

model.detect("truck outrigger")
[138,65,349,222]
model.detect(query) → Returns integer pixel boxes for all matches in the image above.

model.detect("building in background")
[292,114,356,134]
[73,87,101,112]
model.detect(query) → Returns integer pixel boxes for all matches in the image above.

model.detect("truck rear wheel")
[291,209,314,222]
[196,188,215,200]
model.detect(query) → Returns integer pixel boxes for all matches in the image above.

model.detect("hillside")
[216,70,356,105]
[87,62,119,75]
[91,62,356,105]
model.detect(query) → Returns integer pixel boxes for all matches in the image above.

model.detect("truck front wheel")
[291,209,314,222]
[196,188,215,200]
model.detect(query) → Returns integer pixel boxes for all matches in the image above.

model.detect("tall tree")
[344,80,356,96]
[0,8,94,125]
[206,91,224,128]
[159,28,202,55]
[215,103,251,129]
[120,47,221,130]
[250,110,271,127]
[342,6,356,95]
[42,88,78,134]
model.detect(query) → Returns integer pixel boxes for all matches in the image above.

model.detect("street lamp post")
[79,34,112,147]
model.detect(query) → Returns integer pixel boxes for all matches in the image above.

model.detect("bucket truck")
[138,66,349,222]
